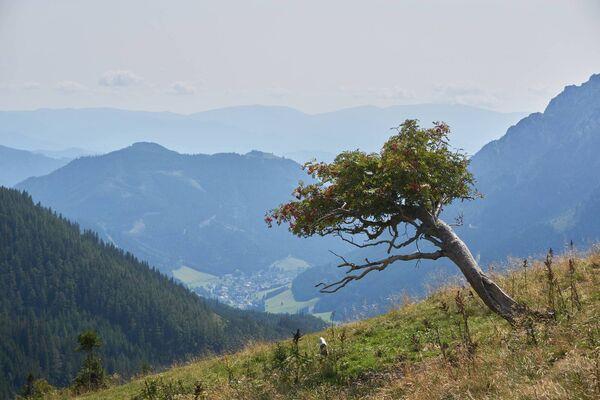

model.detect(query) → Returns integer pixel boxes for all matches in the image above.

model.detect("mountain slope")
[291,74,600,319]
[455,73,600,261]
[0,105,525,157]
[62,249,599,400]
[0,145,68,187]
[16,144,345,277]
[0,188,325,397]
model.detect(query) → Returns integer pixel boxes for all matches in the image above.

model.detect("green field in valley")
[264,286,319,315]
[171,266,220,289]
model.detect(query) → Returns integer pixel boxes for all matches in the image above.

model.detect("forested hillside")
[0,188,324,398]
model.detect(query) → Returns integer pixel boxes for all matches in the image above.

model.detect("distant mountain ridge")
[0,145,69,187]
[0,104,526,159]
[16,144,346,276]
[0,187,325,397]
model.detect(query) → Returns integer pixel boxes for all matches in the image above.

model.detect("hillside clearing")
[171,266,220,290]
[264,286,320,315]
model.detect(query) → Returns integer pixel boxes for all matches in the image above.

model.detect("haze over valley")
[0,104,525,161]
[6,76,600,320]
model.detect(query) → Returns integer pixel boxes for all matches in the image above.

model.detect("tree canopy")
[268,120,523,322]
[267,120,476,238]
[77,331,102,353]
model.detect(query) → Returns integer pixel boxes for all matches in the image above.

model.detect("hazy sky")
[1,0,599,114]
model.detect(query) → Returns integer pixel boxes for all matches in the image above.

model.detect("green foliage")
[130,378,193,400]
[0,187,325,397]
[73,353,106,394]
[77,331,102,353]
[73,331,106,394]
[267,120,476,237]
[17,374,56,399]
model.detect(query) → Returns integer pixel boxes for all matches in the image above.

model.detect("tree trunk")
[428,217,524,323]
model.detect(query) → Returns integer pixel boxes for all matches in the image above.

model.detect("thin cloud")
[21,81,42,90]
[338,85,415,102]
[432,83,501,109]
[265,86,290,99]
[371,86,415,101]
[167,81,197,95]
[55,80,88,94]
[99,70,143,87]
[0,81,42,91]
[527,85,557,98]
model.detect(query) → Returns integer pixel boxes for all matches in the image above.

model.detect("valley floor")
[50,248,600,399]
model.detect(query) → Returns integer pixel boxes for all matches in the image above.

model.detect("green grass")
[171,266,219,289]
[251,285,287,301]
[269,256,311,272]
[264,286,319,314]
[61,249,599,400]
[312,311,333,323]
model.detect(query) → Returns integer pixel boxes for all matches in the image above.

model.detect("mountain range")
[4,76,598,323]
[0,145,69,187]
[0,104,525,160]
[16,145,346,277]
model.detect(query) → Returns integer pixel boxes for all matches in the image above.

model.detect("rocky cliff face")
[456,73,600,260]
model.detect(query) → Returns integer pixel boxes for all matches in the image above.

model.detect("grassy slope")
[264,287,319,315]
[59,248,598,399]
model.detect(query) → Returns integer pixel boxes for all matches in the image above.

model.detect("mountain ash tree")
[267,120,525,322]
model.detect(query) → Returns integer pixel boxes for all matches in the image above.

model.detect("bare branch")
[322,209,429,257]
[336,233,394,249]
[316,250,446,293]
[335,225,421,253]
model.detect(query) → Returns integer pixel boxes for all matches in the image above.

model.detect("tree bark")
[424,215,524,323]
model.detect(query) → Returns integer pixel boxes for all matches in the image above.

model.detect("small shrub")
[17,374,55,399]
[72,330,106,394]
[131,378,191,400]
[454,289,476,356]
